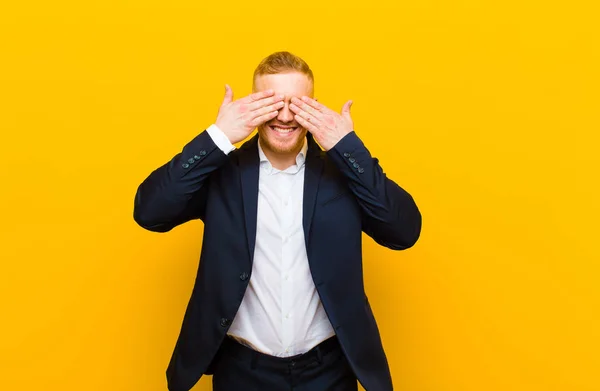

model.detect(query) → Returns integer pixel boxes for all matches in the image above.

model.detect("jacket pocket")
[321,190,351,206]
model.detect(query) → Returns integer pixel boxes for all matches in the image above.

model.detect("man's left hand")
[290,96,354,151]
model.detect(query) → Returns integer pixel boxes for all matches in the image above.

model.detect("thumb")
[341,100,353,117]
[222,84,233,105]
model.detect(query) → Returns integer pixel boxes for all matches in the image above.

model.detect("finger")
[250,100,285,120]
[250,110,279,127]
[291,105,320,126]
[222,84,233,105]
[299,95,332,114]
[242,89,275,103]
[341,100,353,117]
[247,94,285,112]
[289,100,323,122]
[294,114,320,134]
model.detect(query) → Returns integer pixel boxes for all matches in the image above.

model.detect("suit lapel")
[302,133,324,249]
[238,134,260,264]
[238,133,324,263]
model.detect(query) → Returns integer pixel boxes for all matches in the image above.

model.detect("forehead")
[254,72,313,98]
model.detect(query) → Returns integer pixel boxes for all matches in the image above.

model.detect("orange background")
[1,1,599,390]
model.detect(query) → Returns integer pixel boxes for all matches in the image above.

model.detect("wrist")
[207,124,236,154]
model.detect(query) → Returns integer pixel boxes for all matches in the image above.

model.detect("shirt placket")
[280,173,295,355]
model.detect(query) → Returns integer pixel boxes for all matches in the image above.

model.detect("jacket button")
[343,152,350,157]
[199,150,207,156]
[193,155,201,160]
[220,318,231,327]
[187,158,195,164]
[239,272,249,281]
[358,167,365,173]
[182,163,190,168]
[349,157,356,163]
[352,162,359,168]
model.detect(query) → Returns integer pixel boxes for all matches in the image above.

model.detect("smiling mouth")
[269,125,298,134]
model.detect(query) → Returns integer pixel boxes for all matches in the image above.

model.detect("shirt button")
[285,314,290,319]
[285,348,289,353]
[284,274,289,281]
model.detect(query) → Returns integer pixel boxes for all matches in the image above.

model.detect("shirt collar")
[257,136,308,174]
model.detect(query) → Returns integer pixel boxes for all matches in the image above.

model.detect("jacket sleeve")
[326,131,422,250]
[133,129,230,232]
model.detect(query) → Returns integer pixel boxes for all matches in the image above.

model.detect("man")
[133,51,421,391]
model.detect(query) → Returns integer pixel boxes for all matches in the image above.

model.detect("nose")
[276,101,294,123]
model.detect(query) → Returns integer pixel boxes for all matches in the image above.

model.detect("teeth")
[272,126,296,133]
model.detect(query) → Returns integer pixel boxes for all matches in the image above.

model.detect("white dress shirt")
[206,124,335,357]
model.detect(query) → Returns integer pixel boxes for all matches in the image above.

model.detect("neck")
[258,138,305,171]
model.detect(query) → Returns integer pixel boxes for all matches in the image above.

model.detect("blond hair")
[252,51,314,91]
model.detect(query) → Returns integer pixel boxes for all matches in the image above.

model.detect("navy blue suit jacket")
[133,129,421,391]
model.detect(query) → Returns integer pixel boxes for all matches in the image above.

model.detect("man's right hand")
[215,85,285,144]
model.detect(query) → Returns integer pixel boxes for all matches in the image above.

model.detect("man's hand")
[215,85,285,144]
[289,96,354,151]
